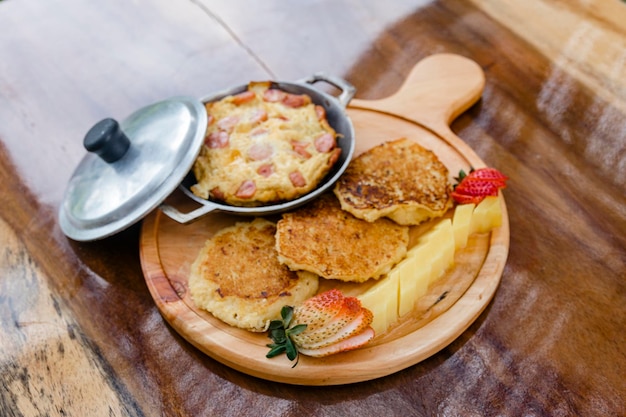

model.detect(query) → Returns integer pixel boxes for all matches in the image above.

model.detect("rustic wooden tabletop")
[1,0,624,416]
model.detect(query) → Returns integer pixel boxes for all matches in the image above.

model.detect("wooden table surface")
[1,0,624,416]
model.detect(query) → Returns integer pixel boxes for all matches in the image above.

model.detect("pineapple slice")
[396,219,454,317]
[418,219,455,284]
[434,219,455,280]
[357,196,504,335]
[470,196,502,234]
[357,269,400,335]
[397,249,430,317]
[452,203,475,249]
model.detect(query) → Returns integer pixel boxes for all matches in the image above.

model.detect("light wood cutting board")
[139,54,510,385]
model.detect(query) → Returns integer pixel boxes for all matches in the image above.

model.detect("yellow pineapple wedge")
[417,219,455,284]
[452,203,475,249]
[356,194,504,336]
[470,195,502,234]
[357,268,400,336]
[397,249,430,317]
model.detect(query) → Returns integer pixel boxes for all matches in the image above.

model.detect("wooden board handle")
[350,53,485,143]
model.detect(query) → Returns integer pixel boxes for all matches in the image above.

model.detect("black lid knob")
[83,118,131,163]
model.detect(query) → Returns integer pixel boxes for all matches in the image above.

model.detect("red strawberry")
[452,167,507,204]
[450,191,483,205]
[290,288,345,333]
[298,327,375,358]
[466,167,508,188]
[266,289,375,363]
[292,301,373,349]
[455,178,500,197]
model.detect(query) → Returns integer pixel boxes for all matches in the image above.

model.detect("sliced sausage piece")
[289,171,307,188]
[263,89,286,102]
[282,93,311,108]
[232,90,256,105]
[210,187,225,200]
[291,140,312,159]
[326,147,341,167]
[257,164,274,177]
[235,180,256,199]
[247,142,273,161]
[314,133,336,153]
[217,115,240,132]
[248,108,268,125]
[205,131,229,148]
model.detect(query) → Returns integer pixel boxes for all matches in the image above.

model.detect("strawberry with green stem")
[452,167,508,204]
[266,305,307,367]
[266,289,375,365]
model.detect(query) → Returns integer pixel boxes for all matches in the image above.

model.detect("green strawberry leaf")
[285,339,298,361]
[266,343,286,358]
[265,305,307,367]
[281,305,294,326]
[454,167,477,189]
[289,324,307,336]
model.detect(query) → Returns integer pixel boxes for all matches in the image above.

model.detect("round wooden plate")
[139,54,510,385]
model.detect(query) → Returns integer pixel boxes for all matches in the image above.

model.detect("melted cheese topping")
[191,81,340,206]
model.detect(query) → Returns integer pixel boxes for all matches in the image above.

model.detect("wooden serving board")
[139,54,510,385]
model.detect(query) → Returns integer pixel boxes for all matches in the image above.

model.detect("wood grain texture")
[0,218,143,417]
[0,0,624,415]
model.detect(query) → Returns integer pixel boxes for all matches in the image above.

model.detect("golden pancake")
[333,138,453,225]
[275,193,409,283]
[191,81,341,206]
[188,218,319,332]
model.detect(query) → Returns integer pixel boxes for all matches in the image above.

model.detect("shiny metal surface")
[59,97,207,241]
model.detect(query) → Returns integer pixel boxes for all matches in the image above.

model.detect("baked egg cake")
[275,193,409,283]
[333,138,453,225]
[188,218,319,332]
[191,81,342,206]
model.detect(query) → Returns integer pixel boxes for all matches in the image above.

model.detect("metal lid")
[59,97,207,241]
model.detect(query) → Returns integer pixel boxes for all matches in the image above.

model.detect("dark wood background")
[1,0,624,416]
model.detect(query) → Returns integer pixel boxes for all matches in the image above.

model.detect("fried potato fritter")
[333,138,452,225]
[275,194,409,283]
[189,218,319,332]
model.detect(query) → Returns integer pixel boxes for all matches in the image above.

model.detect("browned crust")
[333,138,452,224]
[188,218,319,331]
[275,194,409,282]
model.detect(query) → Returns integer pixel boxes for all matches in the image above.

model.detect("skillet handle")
[300,73,356,108]
[158,201,218,224]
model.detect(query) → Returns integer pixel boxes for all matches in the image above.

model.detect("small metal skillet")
[161,74,356,223]
[59,73,356,241]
